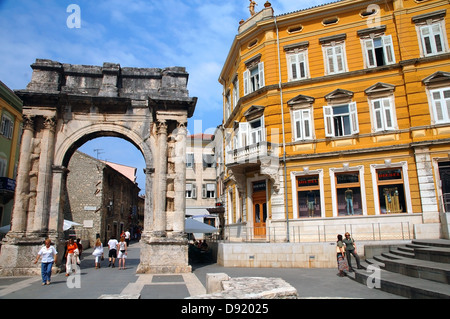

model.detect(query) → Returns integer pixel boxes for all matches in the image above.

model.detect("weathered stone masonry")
[0,59,196,275]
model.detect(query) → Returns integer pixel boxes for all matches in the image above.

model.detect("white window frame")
[291,169,325,219]
[186,153,194,168]
[203,183,216,199]
[292,108,313,141]
[186,183,197,199]
[235,116,265,148]
[428,87,450,124]
[323,43,347,75]
[287,50,309,81]
[370,96,397,132]
[323,102,359,137]
[363,35,395,68]
[0,114,14,140]
[243,62,265,95]
[419,22,446,57]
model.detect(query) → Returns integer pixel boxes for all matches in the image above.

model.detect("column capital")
[44,116,57,132]
[22,115,35,131]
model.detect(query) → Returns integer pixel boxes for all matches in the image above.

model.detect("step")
[352,266,450,299]
[374,255,450,285]
[412,239,450,249]
[413,246,450,264]
[389,247,415,259]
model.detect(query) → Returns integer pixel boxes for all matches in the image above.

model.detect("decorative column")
[172,121,187,235]
[33,116,56,235]
[10,115,34,234]
[153,120,168,237]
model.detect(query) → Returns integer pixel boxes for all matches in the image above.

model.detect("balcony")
[226,141,277,167]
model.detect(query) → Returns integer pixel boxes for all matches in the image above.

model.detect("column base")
[137,236,191,274]
[0,232,65,276]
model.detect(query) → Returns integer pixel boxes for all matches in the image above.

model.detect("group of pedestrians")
[33,230,132,286]
[336,232,363,277]
[92,230,130,270]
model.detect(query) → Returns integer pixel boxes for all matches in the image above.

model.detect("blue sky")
[0,0,329,192]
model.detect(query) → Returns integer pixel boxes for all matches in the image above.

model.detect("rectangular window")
[371,97,396,131]
[0,115,14,140]
[249,117,264,144]
[297,175,321,218]
[363,35,395,68]
[293,109,313,141]
[324,44,346,75]
[186,153,194,168]
[203,183,216,199]
[186,183,197,199]
[335,172,363,216]
[323,102,359,137]
[202,154,215,168]
[429,87,450,124]
[420,23,445,56]
[243,62,265,95]
[287,51,308,81]
[377,168,406,214]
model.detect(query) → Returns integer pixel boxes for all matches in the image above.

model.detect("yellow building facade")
[0,81,23,228]
[218,0,450,242]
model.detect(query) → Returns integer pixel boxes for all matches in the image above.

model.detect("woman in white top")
[117,236,127,270]
[92,238,104,269]
[34,238,58,286]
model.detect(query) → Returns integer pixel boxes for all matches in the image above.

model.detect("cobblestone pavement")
[0,241,403,300]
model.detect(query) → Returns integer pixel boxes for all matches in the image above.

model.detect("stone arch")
[0,60,196,276]
[54,123,153,169]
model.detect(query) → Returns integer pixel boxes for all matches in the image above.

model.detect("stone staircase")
[348,239,450,299]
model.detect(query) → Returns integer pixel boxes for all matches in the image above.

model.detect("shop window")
[335,172,363,216]
[377,168,406,214]
[296,175,321,218]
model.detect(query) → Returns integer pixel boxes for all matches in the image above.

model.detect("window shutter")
[192,184,197,199]
[383,98,394,129]
[202,184,207,199]
[302,109,312,139]
[382,35,395,64]
[299,52,306,79]
[349,102,359,134]
[258,62,265,88]
[243,70,250,95]
[364,39,376,68]
[323,105,334,137]
[288,54,298,80]
[373,100,383,132]
[293,110,302,140]
[326,47,335,74]
[432,90,445,123]
[238,122,249,148]
[335,45,345,72]
[432,23,444,53]
[420,25,433,55]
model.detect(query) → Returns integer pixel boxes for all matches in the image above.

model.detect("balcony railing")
[226,141,276,166]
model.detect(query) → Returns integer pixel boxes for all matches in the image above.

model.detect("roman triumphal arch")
[0,59,197,275]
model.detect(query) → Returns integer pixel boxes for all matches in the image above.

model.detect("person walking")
[117,236,128,270]
[92,238,104,269]
[107,236,118,268]
[34,238,58,285]
[124,229,131,247]
[343,232,363,271]
[336,234,348,277]
[65,238,78,276]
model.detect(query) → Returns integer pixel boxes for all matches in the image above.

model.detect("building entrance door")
[252,181,267,238]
